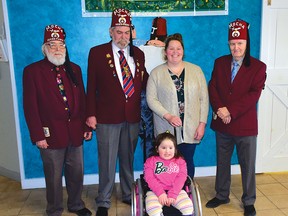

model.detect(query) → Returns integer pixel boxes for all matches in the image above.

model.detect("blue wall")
[7,0,262,179]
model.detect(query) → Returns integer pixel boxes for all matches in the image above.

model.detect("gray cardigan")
[146,62,209,144]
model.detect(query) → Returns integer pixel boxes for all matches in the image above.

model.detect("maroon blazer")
[23,58,87,149]
[86,41,149,124]
[209,55,266,136]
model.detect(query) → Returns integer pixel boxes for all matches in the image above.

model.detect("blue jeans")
[177,143,197,178]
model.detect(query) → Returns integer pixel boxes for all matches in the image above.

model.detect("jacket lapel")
[106,42,124,92]
[133,54,143,83]
[224,56,232,85]
[232,63,246,85]
[42,61,67,106]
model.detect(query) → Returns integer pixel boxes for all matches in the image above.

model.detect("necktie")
[118,50,135,97]
[231,61,239,82]
[55,66,71,117]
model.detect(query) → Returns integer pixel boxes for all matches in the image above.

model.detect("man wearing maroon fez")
[206,19,266,216]
[23,24,92,216]
[85,8,149,216]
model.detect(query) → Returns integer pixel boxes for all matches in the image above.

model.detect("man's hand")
[84,132,92,140]
[36,139,49,149]
[222,116,231,124]
[217,107,230,119]
[86,116,97,130]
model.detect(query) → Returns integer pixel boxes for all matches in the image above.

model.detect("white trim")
[20,165,241,189]
[1,0,26,186]
[0,39,8,61]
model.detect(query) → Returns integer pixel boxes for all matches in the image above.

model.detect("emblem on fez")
[51,32,60,39]
[118,17,126,25]
[232,27,241,38]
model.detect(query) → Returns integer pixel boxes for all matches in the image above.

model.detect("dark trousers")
[40,145,85,216]
[215,132,256,206]
[177,143,197,178]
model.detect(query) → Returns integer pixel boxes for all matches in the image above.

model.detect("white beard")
[45,49,66,66]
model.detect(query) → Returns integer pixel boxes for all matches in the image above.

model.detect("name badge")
[43,127,50,137]
[212,112,218,120]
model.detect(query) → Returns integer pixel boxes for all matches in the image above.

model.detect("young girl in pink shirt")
[144,132,194,216]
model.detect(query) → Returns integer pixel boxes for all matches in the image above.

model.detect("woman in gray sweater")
[146,33,209,178]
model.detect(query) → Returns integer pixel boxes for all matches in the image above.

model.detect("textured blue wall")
[7,0,262,178]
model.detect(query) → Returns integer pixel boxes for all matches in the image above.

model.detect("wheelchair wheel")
[132,178,144,216]
[188,179,202,216]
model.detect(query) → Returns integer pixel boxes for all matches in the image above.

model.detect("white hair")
[42,44,66,66]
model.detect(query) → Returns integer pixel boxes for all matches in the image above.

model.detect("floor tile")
[257,183,288,196]
[257,208,286,216]
[267,194,288,209]
[280,208,288,215]
[212,198,243,214]
[256,173,278,185]
[270,173,288,183]
[255,195,277,210]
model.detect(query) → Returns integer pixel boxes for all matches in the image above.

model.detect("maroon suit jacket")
[23,58,87,149]
[86,41,149,124]
[209,55,266,136]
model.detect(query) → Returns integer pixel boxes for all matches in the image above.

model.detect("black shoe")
[122,199,131,205]
[96,207,108,216]
[206,197,230,208]
[69,207,92,216]
[244,205,256,216]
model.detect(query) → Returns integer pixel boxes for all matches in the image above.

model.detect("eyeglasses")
[46,43,66,50]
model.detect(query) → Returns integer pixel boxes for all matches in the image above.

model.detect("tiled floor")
[1,172,288,216]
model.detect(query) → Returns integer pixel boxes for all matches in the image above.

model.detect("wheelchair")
[132,174,202,216]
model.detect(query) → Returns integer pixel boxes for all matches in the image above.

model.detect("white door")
[257,0,288,172]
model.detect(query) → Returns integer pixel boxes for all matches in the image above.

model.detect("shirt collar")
[112,42,129,56]
[232,57,244,65]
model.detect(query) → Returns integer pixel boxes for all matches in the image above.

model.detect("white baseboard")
[21,165,241,189]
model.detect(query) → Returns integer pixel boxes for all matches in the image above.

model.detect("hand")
[217,107,230,120]
[147,39,165,47]
[167,197,176,206]
[86,116,97,130]
[36,139,49,149]
[84,132,92,140]
[222,116,231,124]
[158,193,168,206]
[194,122,206,140]
[163,113,182,127]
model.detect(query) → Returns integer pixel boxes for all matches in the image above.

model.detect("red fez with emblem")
[44,24,65,44]
[111,8,132,27]
[150,17,167,42]
[228,19,249,41]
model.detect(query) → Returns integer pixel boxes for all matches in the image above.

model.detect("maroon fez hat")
[43,24,65,44]
[228,19,249,41]
[111,8,132,28]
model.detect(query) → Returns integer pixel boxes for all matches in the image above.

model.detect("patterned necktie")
[118,50,135,97]
[55,66,71,117]
[231,61,239,82]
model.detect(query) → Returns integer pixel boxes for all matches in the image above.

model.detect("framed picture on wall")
[82,0,228,17]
